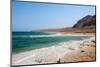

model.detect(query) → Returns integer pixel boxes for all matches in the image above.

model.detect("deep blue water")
[12,32,89,53]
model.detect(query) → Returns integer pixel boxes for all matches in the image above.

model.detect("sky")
[12,0,95,31]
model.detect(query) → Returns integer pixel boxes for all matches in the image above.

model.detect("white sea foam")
[13,33,67,38]
[12,36,95,65]
[13,32,94,38]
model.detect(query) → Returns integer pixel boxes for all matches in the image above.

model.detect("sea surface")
[12,32,89,53]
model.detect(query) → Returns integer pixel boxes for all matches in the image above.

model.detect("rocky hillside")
[73,15,96,28]
[32,15,96,33]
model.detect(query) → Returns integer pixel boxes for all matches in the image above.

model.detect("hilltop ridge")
[32,15,96,33]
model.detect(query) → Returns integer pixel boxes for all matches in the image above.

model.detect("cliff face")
[73,15,96,28]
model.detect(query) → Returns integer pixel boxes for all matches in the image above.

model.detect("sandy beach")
[12,33,96,66]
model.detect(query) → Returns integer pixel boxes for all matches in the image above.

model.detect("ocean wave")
[13,33,65,38]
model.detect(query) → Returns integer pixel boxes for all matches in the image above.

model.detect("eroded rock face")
[73,15,96,28]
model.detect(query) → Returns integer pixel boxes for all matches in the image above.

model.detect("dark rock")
[91,40,96,43]
[57,59,60,64]
[73,15,96,28]
[81,50,85,53]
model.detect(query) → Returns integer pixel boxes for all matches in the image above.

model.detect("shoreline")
[12,32,94,54]
[43,31,95,37]
[12,33,95,66]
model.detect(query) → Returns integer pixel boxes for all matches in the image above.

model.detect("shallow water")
[12,32,89,53]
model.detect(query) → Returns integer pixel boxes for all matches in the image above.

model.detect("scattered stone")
[81,50,85,53]
[68,47,75,50]
[57,59,60,64]
[60,47,95,63]
[35,58,42,63]
[91,40,96,43]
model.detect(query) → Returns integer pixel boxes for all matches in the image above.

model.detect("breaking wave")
[13,33,64,38]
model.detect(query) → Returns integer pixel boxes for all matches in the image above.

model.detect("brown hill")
[32,15,96,33]
[73,15,96,28]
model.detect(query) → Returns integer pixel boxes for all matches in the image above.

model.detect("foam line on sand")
[12,36,95,66]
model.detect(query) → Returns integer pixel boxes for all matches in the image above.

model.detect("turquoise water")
[12,32,89,53]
